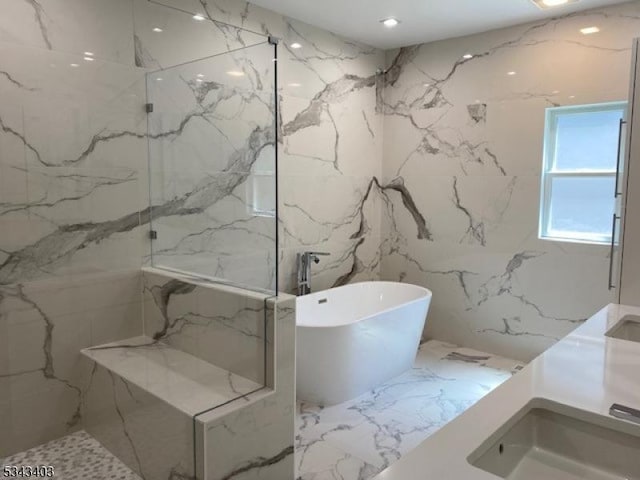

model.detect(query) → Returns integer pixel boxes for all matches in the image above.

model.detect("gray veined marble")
[0,0,382,463]
[296,340,522,480]
[380,2,640,361]
[3,0,638,469]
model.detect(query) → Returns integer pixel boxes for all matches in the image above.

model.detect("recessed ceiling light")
[462,54,473,60]
[552,90,560,94]
[196,79,203,83]
[531,0,577,9]
[424,83,430,87]
[197,73,204,78]
[70,63,79,68]
[569,95,576,99]
[507,71,516,76]
[84,56,94,62]
[580,26,600,35]
[226,71,245,77]
[192,14,205,21]
[288,83,301,87]
[84,51,94,56]
[381,18,400,28]
[156,77,163,81]
[152,27,163,32]
[290,42,302,49]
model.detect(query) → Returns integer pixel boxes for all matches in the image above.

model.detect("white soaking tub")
[296,281,432,405]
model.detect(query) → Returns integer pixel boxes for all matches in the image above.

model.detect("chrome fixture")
[610,403,640,425]
[297,251,329,296]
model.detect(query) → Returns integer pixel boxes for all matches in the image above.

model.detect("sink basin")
[606,315,640,343]
[468,400,640,480]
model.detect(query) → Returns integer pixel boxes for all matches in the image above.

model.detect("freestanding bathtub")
[296,281,432,405]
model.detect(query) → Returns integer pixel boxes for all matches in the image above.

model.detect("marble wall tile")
[197,294,296,480]
[0,0,382,455]
[132,0,266,70]
[142,268,268,385]
[0,0,381,459]
[0,0,135,64]
[0,22,148,457]
[83,363,194,480]
[82,275,294,480]
[380,2,640,361]
[0,272,142,456]
[137,0,385,293]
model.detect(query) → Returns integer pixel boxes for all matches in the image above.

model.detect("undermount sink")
[606,315,640,343]
[468,399,640,480]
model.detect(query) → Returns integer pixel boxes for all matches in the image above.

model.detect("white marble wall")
[0,272,142,455]
[0,0,147,457]
[0,0,383,459]
[196,294,296,480]
[83,362,195,480]
[132,0,386,293]
[380,2,640,361]
[82,275,295,480]
[142,268,268,385]
[146,0,386,293]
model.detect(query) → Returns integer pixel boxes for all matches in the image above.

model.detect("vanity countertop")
[373,303,640,480]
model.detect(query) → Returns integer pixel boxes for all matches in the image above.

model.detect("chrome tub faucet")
[297,251,329,296]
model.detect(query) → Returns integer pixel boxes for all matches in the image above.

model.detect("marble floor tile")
[296,340,522,480]
[2,431,141,480]
[296,440,382,480]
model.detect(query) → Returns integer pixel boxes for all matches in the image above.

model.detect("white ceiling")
[248,0,630,49]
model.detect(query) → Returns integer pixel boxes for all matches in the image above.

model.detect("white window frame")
[539,102,626,245]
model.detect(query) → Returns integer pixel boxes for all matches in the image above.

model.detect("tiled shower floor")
[296,340,522,480]
[2,431,141,480]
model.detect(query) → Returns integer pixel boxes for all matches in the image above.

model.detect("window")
[539,102,626,244]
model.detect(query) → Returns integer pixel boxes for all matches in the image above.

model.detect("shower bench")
[78,268,295,480]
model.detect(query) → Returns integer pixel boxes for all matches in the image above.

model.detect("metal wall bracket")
[149,230,157,240]
[145,103,154,113]
[268,36,279,45]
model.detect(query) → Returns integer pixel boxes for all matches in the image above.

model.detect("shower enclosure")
[143,4,279,294]
[87,2,282,477]
[0,0,283,478]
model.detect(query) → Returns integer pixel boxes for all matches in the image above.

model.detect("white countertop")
[374,303,640,480]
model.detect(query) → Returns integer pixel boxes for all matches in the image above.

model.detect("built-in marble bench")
[82,336,263,417]
[80,268,296,480]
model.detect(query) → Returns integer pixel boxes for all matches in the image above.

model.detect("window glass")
[540,102,625,244]
[547,176,615,240]
[554,108,624,171]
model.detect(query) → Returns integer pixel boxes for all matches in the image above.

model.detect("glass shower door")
[146,41,278,293]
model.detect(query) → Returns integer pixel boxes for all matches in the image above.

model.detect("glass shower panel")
[146,42,277,293]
